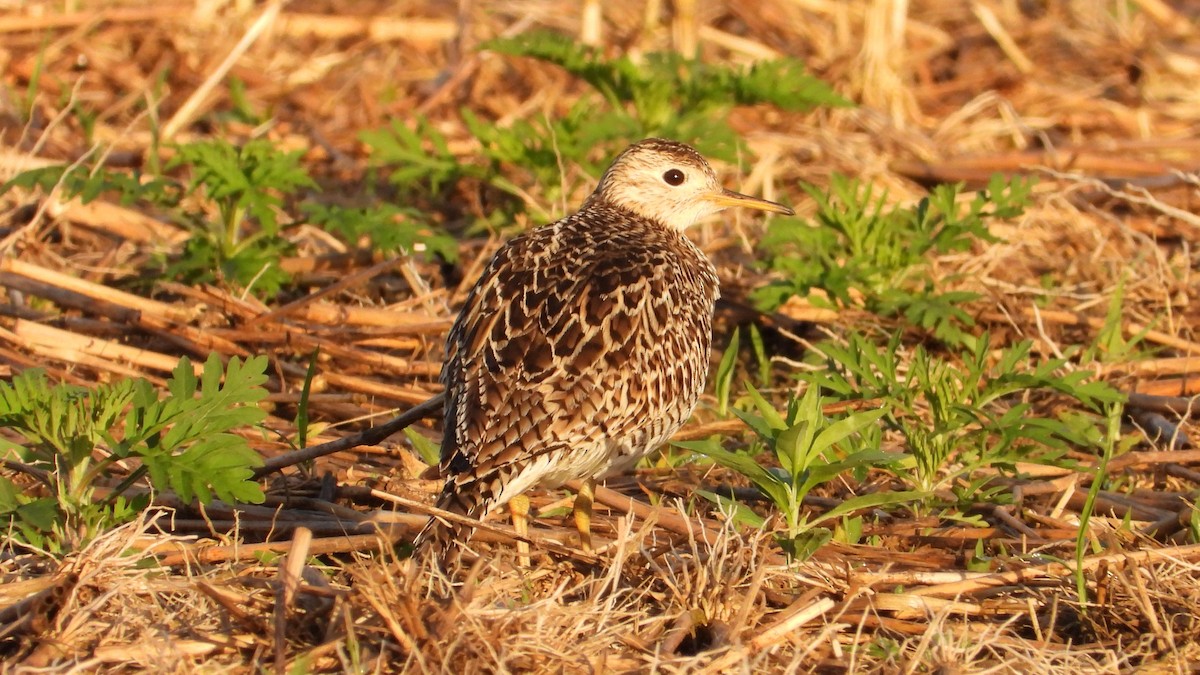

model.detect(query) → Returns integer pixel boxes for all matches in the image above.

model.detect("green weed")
[164,138,316,295]
[806,332,1124,501]
[755,174,1034,346]
[359,117,473,198]
[294,349,320,452]
[1082,273,1152,364]
[302,202,458,262]
[17,37,47,124]
[747,325,773,389]
[2,162,179,208]
[359,115,546,229]
[712,326,776,418]
[486,31,850,161]
[1074,400,1132,608]
[713,328,742,417]
[683,386,920,560]
[3,134,457,297]
[0,354,268,553]
[225,75,266,126]
[0,138,311,296]
[362,31,848,231]
[404,428,440,468]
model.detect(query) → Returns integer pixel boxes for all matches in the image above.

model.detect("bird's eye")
[663,169,685,186]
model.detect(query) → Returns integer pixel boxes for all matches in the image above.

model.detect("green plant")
[683,386,919,560]
[834,514,864,545]
[712,326,774,418]
[361,108,619,229]
[302,203,458,261]
[359,117,474,198]
[359,115,543,230]
[404,428,440,467]
[0,354,268,553]
[462,105,632,220]
[1082,274,1151,364]
[713,328,742,417]
[754,174,1034,345]
[865,635,903,662]
[225,75,265,125]
[486,31,850,161]
[294,348,320,452]
[4,132,456,293]
[164,138,316,295]
[806,332,1125,501]
[362,32,849,231]
[1,162,180,208]
[1074,400,1131,608]
[3,138,312,297]
[69,98,99,147]
[747,325,773,389]
[17,37,47,124]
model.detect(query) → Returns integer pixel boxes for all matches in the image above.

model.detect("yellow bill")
[705,188,794,216]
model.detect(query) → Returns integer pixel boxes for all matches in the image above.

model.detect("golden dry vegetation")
[1,0,1200,672]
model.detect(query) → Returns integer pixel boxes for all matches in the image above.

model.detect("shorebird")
[415,138,792,566]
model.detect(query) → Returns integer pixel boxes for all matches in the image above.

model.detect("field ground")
[2,0,1200,672]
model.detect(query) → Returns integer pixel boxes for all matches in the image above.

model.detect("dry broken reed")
[1,0,1199,672]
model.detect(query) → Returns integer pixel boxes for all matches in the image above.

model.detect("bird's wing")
[438,219,662,477]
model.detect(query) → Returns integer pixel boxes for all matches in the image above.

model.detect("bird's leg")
[573,478,597,553]
[509,493,531,567]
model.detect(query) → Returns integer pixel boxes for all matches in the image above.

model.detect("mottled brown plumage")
[415,139,792,565]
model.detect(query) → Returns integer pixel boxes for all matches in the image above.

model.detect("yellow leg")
[510,494,531,567]
[573,478,596,553]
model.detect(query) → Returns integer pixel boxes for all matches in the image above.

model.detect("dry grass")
[2,0,1199,672]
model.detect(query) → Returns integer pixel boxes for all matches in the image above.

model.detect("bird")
[414,138,793,567]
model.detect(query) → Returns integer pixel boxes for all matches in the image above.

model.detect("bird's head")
[586,138,794,230]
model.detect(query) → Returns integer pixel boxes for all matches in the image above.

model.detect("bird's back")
[433,203,720,528]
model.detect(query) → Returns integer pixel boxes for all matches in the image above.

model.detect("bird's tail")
[411,481,491,570]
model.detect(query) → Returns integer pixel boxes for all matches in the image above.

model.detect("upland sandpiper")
[415,138,792,566]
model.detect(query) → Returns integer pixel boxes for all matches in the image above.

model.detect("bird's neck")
[579,195,677,232]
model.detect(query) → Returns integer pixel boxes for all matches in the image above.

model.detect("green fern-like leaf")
[304,203,458,262]
[136,354,267,504]
[170,138,315,238]
[0,164,180,208]
[755,174,1034,344]
[0,354,270,551]
[803,331,1124,499]
[360,117,475,195]
[484,31,850,162]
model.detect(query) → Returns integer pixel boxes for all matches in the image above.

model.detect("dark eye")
[663,169,685,186]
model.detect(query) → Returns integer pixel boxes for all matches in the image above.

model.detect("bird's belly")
[489,427,679,509]
[491,442,609,507]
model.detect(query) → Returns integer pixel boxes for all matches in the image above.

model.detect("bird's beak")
[706,188,794,216]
